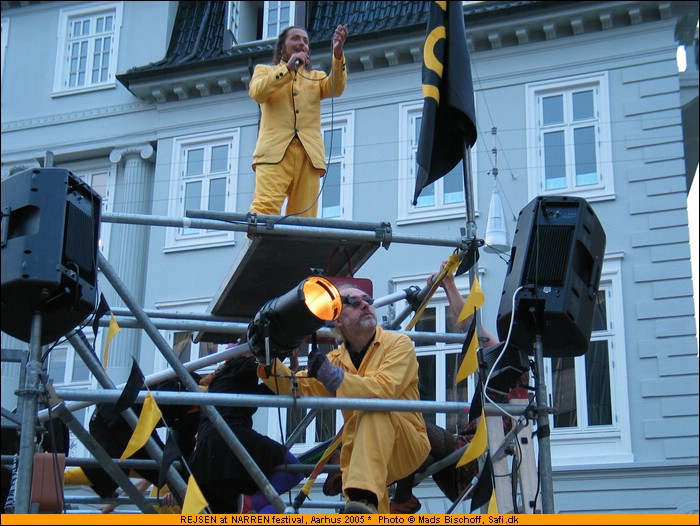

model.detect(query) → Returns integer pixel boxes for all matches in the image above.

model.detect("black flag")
[470,452,494,512]
[111,358,145,416]
[468,378,483,423]
[456,237,480,276]
[414,0,477,205]
[158,429,182,491]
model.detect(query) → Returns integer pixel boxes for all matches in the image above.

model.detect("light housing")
[247,276,342,360]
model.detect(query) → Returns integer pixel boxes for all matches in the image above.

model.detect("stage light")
[247,276,343,361]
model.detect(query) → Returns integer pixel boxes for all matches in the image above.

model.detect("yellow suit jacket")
[249,55,347,173]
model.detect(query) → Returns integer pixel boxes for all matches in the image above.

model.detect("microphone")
[293,58,302,69]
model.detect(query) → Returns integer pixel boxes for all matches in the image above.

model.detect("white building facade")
[1,0,698,514]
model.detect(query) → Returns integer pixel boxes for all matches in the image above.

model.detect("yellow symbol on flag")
[182,475,208,515]
[120,391,162,461]
[457,407,487,468]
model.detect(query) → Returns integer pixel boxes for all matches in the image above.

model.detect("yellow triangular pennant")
[120,391,162,460]
[182,475,209,514]
[487,490,499,514]
[455,329,479,383]
[102,312,121,367]
[457,407,488,467]
[458,276,484,323]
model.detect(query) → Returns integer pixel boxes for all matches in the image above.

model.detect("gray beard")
[356,316,377,331]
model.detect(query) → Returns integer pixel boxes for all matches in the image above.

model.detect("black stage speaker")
[496,196,605,357]
[1,168,101,344]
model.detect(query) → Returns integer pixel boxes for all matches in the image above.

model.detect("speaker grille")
[524,225,573,286]
[64,199,96,281]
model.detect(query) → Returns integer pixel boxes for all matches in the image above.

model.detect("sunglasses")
[342,295,374,308]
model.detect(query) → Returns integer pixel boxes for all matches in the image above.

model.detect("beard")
[356,313,377,331]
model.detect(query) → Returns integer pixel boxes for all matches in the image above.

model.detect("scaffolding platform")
[195,217,384,343]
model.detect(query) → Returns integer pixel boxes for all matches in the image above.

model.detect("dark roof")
[123,1,534,76]
[308,1,431,41]
[155,1,228,67]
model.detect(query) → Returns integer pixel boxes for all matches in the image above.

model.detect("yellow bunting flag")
[488,490,499,514]
[458,276,484,323]
[182,475,208,515]
[120,391,162,460]
[102,312,121,366]
[457,407,487,467]
[455,316,479,384]
[455,327,479,383]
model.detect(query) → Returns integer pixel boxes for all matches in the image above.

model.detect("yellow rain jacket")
[259,326,430,513]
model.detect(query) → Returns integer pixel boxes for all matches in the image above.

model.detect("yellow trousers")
[250,137,322,217]
[341,411,431,514]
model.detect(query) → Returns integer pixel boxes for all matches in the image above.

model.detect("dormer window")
[224,1,295,49]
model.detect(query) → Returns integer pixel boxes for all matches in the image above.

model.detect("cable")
[482,286,524,420]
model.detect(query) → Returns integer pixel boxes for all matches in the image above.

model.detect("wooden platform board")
[195,230,381,343]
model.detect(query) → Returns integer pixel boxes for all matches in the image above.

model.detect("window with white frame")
[225,1,294,47]
[545,256,632,465]
[527,73,614,201]
[398,102,476,224]
[391,272,479,434]
[54,2,122,95]
[262,1,294,40]
[166,130,240,251]
[319,112,354,219]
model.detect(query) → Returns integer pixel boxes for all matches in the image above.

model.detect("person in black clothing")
[188,346,303,513]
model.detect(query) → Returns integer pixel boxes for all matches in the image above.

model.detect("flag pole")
[460,142,484,335]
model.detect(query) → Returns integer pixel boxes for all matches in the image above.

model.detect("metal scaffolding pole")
[39,326,469,422]
[12,210,549,514]
[97,252,290,513]
[101,211,470,251]
[12,312,43,514]
[53,403,157,513]
[66,329,188,501]
[1,455,326,474]
[52,387,523,417]
[36,342,252,422]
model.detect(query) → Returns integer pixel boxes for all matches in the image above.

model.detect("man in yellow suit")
[249,24,348,218]
[257,285,430,514]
